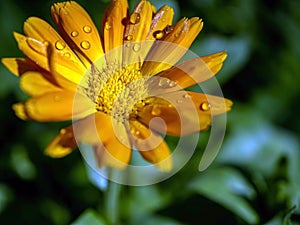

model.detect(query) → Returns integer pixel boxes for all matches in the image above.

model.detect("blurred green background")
[1,0,300,224]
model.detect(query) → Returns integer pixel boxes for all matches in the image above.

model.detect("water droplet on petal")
[200,101,211,111]
[164,25,174,34]
[133,43,141,52]
[83,25,92,33]
[55,40,66,50]
[80,40,91,50]
[104,22,112,30]
[153,30,164,39]
[151,106,161,116]
[125,35,133,41]
[176,99,183,104]
[183,93,190,98]
[135,130,140,135]
[168,81,177,87]
[129,13,141,24]
[54,95,61,102]
[71,31,79,37]
[63,52,71,58]
[158,78,169,88]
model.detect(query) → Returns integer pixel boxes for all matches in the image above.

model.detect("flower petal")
[13,32,85,86]
[102,0,128,64]
[141,17,203,76]
[19,71,62,96]
[158,51,227,89]
[1,58,38,76]
[51,1,104,64]
[129,119,172,171]
[45,125,77,158]
[136,92,232,135]
[123,0,153,65]
[13,91,94,121]
[73,112,131,169]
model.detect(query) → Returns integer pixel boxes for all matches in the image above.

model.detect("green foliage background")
[0,0,300,224]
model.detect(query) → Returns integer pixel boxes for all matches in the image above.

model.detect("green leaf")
[71,209,107,225]
[188,167,258,224]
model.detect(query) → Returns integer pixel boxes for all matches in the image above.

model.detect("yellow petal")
[20,71,62,96]
[146,5,174,41]
[13,32,85,86]
[123,0,153,65]
[102,0,128,64]
[158,51,227,89]
[1,58,38,76]
[130,119,172,171]
[141,17,203,76]
[136,92,232,135]
[51,1,104,64]
[73,112,131,169]
[13,91,94,121]
[45,125,77,158]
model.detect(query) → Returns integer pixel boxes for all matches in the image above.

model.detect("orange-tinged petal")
[20,71,62,96]
[136,92,232,135]
[102,0,128,64]
[158,51,227,89]
[141,17,203,76]
[45,125,77,158]
[1,58,38,76]
[13,91,94,121]
[130,119,172,171]
[123,0,153,65]
[73,112,131,169]
[51,1,104,64]
[13,32,85,86]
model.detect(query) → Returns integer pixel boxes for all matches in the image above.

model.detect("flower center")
[84,62,148,122]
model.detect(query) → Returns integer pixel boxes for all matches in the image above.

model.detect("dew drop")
[71,31,79,37]
[125,35,133,41]
[183,93,190,98]
[176,99,183,104]
[133,43,141,52]
[104,22,112,30]
[168,81,177,87]
[200,101,211,111]
[80,40,91,50]
[164,25,174,34]
[55,40,66,50]
[83,25,92,33]
[63,52,71,58]
[153,30,164,39]
[54,95,61,102]
[158,78,169,88]
[151,106,161,116]
[129,13,141,24]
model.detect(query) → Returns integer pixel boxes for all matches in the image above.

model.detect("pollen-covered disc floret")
[83,61,148,122]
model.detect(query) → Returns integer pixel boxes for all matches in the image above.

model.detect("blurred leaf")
[71,209,107,225]
[188,167,258,224]
[0,183,13,213]
[134,215,184,225]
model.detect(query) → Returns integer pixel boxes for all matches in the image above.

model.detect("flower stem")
[105,169,122,225]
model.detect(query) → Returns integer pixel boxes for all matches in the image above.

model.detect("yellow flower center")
[84,62,148,122]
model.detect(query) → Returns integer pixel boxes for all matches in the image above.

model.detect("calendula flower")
[2,0,232,171]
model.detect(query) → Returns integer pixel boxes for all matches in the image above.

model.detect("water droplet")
[80,40,91,50]
[200,101,211,111]
[183,94,190,98]
[176,99,183,104]
[83,25,92,33]
[104,22,111,30]
[55,40,66,50]
[54,95,61,102]
[158,78,169,88]
[125,35,133,41]
[151,106,161,116]
[63,52,71,58]
[164,25,174,34]
[71,31,78,37]
[168,81,177,87]
[129,13,141,24]
[153,30,164,39]
[133,43,140,52]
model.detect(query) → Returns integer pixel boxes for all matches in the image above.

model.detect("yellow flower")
[2,0,232,171]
